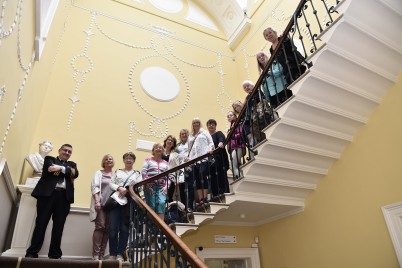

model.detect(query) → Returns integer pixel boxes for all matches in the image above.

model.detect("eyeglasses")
[61,148,72,154]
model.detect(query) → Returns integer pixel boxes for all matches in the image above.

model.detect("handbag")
[102,171,138,212]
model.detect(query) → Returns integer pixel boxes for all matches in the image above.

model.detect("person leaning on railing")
[186,118,214,207]
[108,152,140,261]
[263,26,306,84]
[162,135,180,203]
[175,129,195,212]
[206,119,230,197]
[242,80,267,154]
[256,51,289,109]
[226,111,246,180]
[142,143,170,221]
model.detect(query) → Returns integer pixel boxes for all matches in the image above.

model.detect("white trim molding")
[382,201,402,267]
[35,0,60,60]
[196,247,260,268]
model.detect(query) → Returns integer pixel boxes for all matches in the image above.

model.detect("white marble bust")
[26,141,53,178]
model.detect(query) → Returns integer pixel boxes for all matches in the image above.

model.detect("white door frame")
[196,248,260,268]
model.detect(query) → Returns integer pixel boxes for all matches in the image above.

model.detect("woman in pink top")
[142,143,170,220]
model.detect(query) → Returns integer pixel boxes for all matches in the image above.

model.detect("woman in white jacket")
[90,154,114,260]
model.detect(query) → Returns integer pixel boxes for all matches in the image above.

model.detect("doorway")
[196,248,260,268]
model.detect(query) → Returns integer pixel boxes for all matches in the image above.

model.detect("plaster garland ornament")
[70,2,234,138]
[17,0,30,72]
[0,0,35,156]
[0,85,5,102]
[0,61,32,156]
[67,13,95,130]
[0,0,20,45]
[216,51,233,130]
[95,18,155,50]
[242,48,250,80]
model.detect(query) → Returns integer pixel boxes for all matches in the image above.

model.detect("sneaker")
[92,256,99,260]
[116,255,124,261]
[108,255,116,260]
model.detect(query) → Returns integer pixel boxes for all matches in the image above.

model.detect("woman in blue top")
[257,51,288,109]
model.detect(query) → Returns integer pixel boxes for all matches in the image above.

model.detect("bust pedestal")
[1,185,94,258]
[1,185,37,257]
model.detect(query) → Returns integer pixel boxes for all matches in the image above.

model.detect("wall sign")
[214,235,237,244]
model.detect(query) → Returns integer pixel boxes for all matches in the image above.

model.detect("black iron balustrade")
[128,186,208,268]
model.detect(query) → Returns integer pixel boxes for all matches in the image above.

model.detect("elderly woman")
[256,51,288,108]
[108,152,141,261]
[206,119,229,197]
[263,26,306,83]
[90,154,114,260]
[187,118,214,206]
[242,80,267,151]
[142,143,170,220]
[162,135,180,202]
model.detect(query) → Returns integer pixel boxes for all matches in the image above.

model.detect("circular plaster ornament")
[140,66,179,101]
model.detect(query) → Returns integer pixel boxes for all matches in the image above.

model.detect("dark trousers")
[210,163,229,196]
[108,205,129,257]
[26,189,70,258]
[181,169,195,210]
[270,89,293,109]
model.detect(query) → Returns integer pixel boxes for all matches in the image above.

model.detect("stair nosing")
[327,42,397,82]
[242,175,317,190]
[267,138,340,159]
[378,0,402,17]
[251,158,328,175]
[280,117,354,141]
[308,69,382,103]
[343,13,402,54]
[292,96,367,124]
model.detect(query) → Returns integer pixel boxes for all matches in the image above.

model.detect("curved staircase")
[175,0,402,235]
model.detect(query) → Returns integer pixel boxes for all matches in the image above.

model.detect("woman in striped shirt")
[142,143,170,220]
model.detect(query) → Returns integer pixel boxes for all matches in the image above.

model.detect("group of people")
[226,26,308,164]
[23,26,307,262]
[88,118,230,261]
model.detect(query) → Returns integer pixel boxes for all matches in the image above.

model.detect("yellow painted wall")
[255,75,402,268]
[28,0,246,207]
[0,1,70,183]
[180,75,402,268]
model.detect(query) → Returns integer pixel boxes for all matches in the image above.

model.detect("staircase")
[175,0,402,235]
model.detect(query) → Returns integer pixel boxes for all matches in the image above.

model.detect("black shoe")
[49,256,62,259]
[25,254,38,258]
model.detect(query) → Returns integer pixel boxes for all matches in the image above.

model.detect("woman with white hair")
[242,80,267,155]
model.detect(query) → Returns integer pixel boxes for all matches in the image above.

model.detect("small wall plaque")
[214,235,237,244]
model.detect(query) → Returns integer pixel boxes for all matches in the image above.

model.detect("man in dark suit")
[25,144,79,259]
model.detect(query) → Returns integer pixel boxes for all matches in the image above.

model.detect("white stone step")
[335,0,402,53]
[308,46,394,99]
